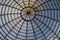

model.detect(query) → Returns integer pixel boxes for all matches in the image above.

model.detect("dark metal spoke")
[33,20,47,40]
[33,0,51,10]
[35,16,59,37]
[1,16,20,27]
[1,14,25,27]
[31,0,37,8]
[35,9,60,12]
[0,13,20,16]
[0,3,21,11]
[28,0,30,7]
[22,0,26,7]
[13,0,23,9]
[4,18,22,39]
[30,22,36,40]
[35,14,60,23]
[25,22,28,40]
[15,21,24,40]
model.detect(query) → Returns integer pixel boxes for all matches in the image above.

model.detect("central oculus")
[24,8,34,15]
[20,7,35,21]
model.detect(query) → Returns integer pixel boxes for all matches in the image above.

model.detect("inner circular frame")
[20,7,36,22]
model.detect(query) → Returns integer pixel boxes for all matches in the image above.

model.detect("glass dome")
[0,0,60,40]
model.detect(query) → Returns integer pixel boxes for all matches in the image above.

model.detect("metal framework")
[0,0,60,40]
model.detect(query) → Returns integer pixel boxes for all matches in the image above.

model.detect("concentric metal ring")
[20,7,35,22]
